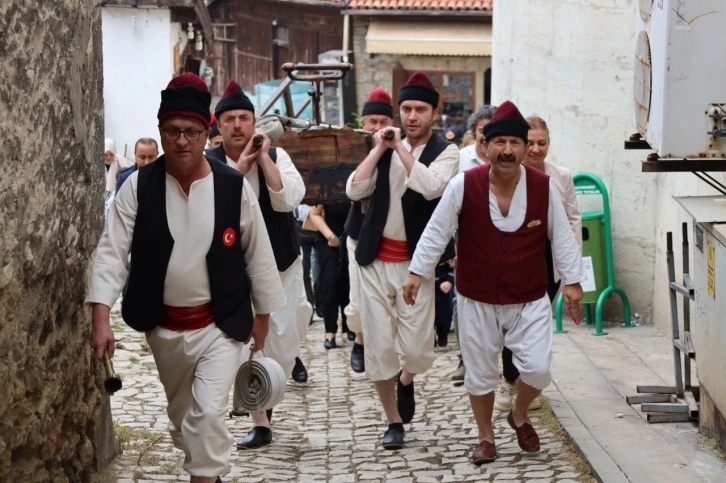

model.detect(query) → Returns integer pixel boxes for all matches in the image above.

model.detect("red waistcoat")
[456,164,550,305]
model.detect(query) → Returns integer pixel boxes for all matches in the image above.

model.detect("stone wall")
[491,0,661,324]
[351,17,491,118]
[0,1,114,481]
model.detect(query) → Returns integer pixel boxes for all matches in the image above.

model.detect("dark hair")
[134,137,158,152]
[467,105,498,135]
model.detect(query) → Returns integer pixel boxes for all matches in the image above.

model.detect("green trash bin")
[580,212,608,304]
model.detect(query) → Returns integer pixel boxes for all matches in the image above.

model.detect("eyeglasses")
[160,128,205,141]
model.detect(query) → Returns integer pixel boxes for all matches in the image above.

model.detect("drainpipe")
[341,14,350,124]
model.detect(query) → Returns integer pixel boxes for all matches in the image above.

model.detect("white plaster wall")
[491,0,662,324]
[102,7,178,157]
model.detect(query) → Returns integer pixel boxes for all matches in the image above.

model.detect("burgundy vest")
[457,164,550,305]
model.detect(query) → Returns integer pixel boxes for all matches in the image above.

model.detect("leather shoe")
[292,357,308,383]
[324,337,337,350]
[472,440,497,465]
[216,478,222,483]
[236,426,272,449]
[381,424,405,450]
[347,330,356,342]
[350,343,365,373]
[396,371,416,424]
[507,411,540,452]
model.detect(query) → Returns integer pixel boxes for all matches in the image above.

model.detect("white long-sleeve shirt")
[409,165,583,286]
[86,168,286,315]
[225,147,304,213]
[345,139,460,241]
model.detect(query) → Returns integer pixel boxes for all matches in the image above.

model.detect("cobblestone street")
[109,301,593,483]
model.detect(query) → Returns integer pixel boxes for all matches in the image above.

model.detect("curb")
[543,384,630,483]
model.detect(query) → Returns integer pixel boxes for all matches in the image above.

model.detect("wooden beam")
[194,0,214,43]
[101,0,195,7]
[636,385,677,394]
[647,413,693,424]
[626,394,674,405]
[685,391,700,420]
[641,403,689,414]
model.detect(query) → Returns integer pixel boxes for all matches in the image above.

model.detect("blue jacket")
[116,164,138,194]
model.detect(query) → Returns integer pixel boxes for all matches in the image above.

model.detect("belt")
[376,237,411,263]
[160,303,215,331]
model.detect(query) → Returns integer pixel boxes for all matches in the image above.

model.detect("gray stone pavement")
[108,301,592,482]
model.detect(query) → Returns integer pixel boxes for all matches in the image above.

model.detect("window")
[273,25,289,46]
[393,69,476,130]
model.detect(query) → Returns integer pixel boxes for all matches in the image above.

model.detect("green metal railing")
[554,173,632,336]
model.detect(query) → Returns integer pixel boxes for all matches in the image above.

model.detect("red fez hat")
[158,73,212,127]
[362,88,393,118]
[215,80,255,118]
[398,71,439,107]
[483,100,530,142]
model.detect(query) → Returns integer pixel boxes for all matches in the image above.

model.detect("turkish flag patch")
[222,228,236,247]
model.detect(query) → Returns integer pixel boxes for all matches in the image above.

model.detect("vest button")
[502,251,507,255]
[500,268,505,273]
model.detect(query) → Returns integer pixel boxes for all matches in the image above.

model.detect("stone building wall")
[351,16,491,118]
[0,1,114,481]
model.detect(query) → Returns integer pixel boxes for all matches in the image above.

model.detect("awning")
[365,19,492,57]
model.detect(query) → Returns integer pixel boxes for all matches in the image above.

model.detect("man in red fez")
[205,80,312,450]
[403,101,584,464]
[345,87,396,374]
[346,72,459,449]
[86,73,285,483]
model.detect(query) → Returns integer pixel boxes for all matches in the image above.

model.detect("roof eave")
[341,8,493,17]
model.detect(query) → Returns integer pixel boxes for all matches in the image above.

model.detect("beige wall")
[491,0,726,332]
[352,16,491,119]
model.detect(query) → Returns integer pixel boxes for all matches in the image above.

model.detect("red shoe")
[472,440,497,465]
[507,411,540,452]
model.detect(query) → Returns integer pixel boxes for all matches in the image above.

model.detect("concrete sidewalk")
[545,322,726,482]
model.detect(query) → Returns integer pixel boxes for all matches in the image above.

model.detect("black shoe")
[267,408,273,423]
[381,423,405,450]
[324,337,337,350]
[236,427,272,449]
[350,343,365,373]
[437,334,448,347]
[216,477,222,483]
[292,357,308,383]
[346,331,356,342]
[397,371,416,424]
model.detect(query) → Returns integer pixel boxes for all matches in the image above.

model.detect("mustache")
[498,153,516,162]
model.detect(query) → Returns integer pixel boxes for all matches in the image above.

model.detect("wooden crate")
[273,127,372,205]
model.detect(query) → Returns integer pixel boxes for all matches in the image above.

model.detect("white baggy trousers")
[458,293,555,396]
[147,323,242,477]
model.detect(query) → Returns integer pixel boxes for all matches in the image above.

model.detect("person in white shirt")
[346,71,459,449]
[403,101,583,465]
[492,115,584,413]
[206,80,312,450]
[458,105,497,173]
[87,73,284,483]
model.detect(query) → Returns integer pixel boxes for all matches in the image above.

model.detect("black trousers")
[314,235,350,334]
[298,227,316,308]
[502,240,560,384]
[435,287,455,338]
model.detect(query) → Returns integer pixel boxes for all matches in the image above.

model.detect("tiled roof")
[345,0,492,11]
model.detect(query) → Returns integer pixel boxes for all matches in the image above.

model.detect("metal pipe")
[342,15,350,63]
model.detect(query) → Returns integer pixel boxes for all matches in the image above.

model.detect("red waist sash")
[160,303,215,331]
[376,237,411,263]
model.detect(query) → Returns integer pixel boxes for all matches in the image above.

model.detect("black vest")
[355,133,456,267]
[121,155,254,342]
[344,201,364,241]
[206,144,301,272]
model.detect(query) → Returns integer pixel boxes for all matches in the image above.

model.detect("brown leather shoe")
[472,440,497,465]
[507,410,540,452]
